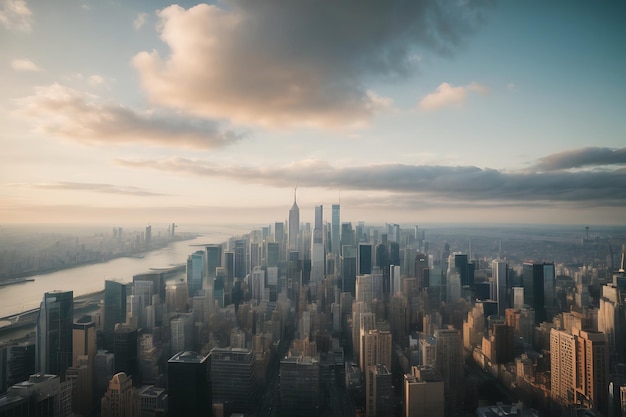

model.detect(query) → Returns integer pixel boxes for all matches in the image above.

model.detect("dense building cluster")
[0,196,625,417]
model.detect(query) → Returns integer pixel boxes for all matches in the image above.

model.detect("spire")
[620,244,626,273]
[290,184,299,211]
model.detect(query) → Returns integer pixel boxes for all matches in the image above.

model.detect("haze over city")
[1,0,625,226]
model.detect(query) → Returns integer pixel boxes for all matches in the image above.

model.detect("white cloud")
[419,82,489,111]
[133,12,148,30]
[0,0,32,32]
[507,83,517,92]
[11,58,42,72]
[132,2,490,128]
[15,83,243,149]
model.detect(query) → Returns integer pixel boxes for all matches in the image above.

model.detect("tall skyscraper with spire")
[288,187,300,253]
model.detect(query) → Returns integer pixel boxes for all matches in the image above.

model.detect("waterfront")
[0,232,230,319]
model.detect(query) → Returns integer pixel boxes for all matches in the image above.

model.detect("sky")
[1,0,625,227]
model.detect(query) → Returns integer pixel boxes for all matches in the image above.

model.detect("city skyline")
[2,1,625,225]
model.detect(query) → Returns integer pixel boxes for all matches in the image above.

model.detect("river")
[0,232,232,319]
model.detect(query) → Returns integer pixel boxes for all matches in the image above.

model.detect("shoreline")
[0,235,197,281]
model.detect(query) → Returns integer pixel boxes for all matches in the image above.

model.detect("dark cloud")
[531,147,626,172]
[16,84,244,149]
[116,156,626,205]
[30,182,168,196]
[133,1,491,127]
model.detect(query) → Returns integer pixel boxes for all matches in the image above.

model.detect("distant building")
[288,189,300,252]
[523,262,555,324]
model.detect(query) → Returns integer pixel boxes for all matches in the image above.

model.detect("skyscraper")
[492,260,508,316]
[36,290,73,377]
[523,262,555,324]
[279,356,320,417]
[210,348,257,414]
[331,204,340,257]
[104,281,127,333]
[357,243,372,275]
[366,364,392,417]
[311,204,325,283]
[415,253,429,291]
[434,327,463,416]
[288,188,300,252]
[168,351,210,417]
[113,324,138,381]
[187,250,205,297]
[205,244,222,279]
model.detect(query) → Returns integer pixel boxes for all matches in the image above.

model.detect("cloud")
[88,74,104,85]
[116,154,626,205]
[15,83,244,149]
[133,12,148,30]
[132,1,490,128]
[28,182,169,196]
[419,82,489,110]
[0,0,32,32]
[531,147,626,172]
[11,58,42,72]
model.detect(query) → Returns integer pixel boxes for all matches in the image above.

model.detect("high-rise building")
[362,329,392,373]
[266,242,280,268]
[0,374,61,416]
[101,372,135,417]
[311,205,325,283]
[403,365,445,417]
[234,239,247,280]
[170,314,193,357]
[357,243,373,275]
[104,281,127,333]
[279,356,320,417]
[72,318,96,367]
[187,250,205,297]
[574,328,609,412]
[289,188,300,252]
[275,222,285,243]
[331,204,341,257]
[523,262,555,324]
[341,222,355,250]
[390,265,401,296]
[7,342,35,387]
[341,245,357,295]
[551,328,575,404]
[168,351,210,417]
[210,348,257,414]
[113,324,138,382]
[366,364,392,417]
[434,327,463,416]
[415,253,429,291]
[492,260,508,316]
[250,266,265,304]
[36,290,73,377]
[206,244,222,279]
